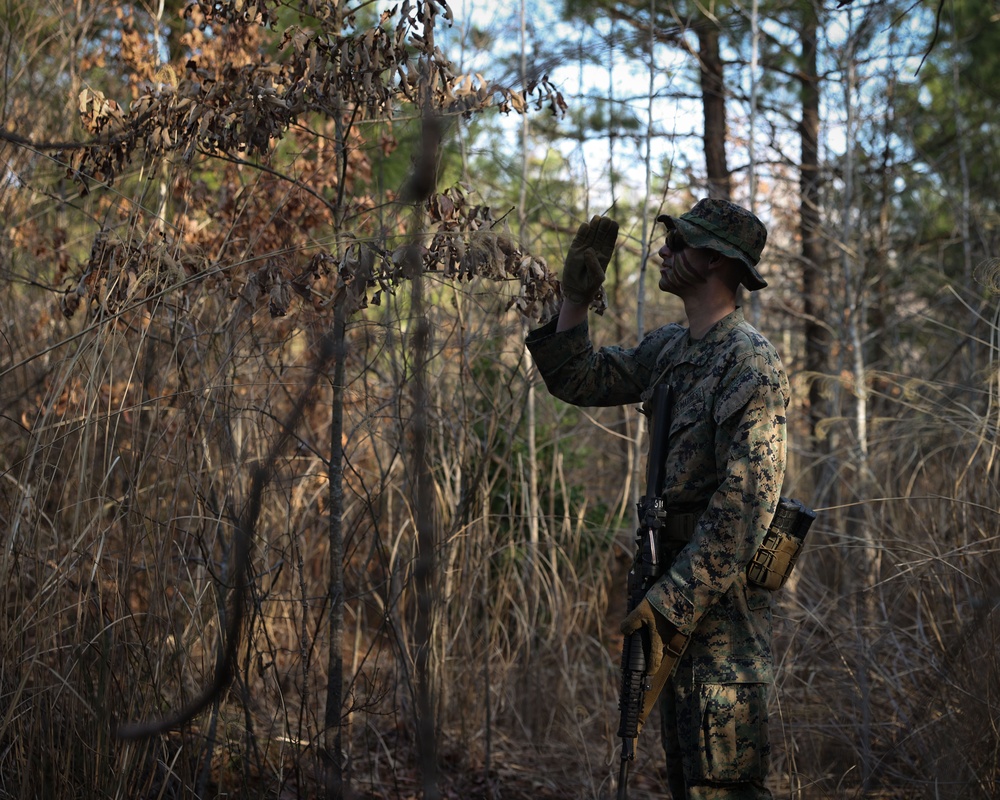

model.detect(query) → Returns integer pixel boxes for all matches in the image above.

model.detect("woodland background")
[0,0,998,798]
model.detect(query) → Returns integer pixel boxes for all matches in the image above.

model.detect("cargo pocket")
[697,682,770,782]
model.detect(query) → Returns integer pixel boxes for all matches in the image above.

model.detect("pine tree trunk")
[799,1,830,453]
[698,24,731,201]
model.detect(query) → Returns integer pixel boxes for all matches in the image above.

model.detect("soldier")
[525,199,788,799]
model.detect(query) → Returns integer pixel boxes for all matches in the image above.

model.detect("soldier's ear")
[709,255,744,290]
[705,251,728,269]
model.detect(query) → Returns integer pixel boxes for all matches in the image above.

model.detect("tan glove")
[561,215,619,304]
[620,597,685,677]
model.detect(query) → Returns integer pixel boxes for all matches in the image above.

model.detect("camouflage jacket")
[525,308,789,683]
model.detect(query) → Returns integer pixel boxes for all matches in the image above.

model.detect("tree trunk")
[409,245,440,799]
[799,1,830,455]
[698,23,731,201]
[517,0,542,622]
[323,297,348,799]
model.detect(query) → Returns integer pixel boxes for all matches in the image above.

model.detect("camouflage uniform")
[526,306,788,799]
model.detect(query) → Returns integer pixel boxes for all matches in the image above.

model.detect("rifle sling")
[633,511,699,732]
[637,631,689,732]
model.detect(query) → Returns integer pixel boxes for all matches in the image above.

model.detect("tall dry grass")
[0,249,620,798]
[1,221,998,800]
[3,260,999,799]
[1,112,998,800]
[769,364,1000,799]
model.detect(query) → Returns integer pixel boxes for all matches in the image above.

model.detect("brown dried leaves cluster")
[60,229,189,320]
[214,184,561,323]
[70,0,564,184]
[58,0,567,325]
[426,186,561,318]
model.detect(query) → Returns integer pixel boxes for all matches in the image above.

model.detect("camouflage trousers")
[659,659,773,800]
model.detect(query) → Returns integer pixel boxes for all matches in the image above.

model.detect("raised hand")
[561,215,619,305]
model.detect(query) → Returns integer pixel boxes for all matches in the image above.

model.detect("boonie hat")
[656,198,768,290]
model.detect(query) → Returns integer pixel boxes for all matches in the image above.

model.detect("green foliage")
[888,0,1000,291]
[467,351,599,536]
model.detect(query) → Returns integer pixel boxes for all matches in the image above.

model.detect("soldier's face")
[657,234,712,295]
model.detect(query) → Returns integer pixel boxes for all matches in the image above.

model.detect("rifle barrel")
[617,757,629,800]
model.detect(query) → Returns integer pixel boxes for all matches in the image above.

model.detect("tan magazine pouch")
[746,498,816,591]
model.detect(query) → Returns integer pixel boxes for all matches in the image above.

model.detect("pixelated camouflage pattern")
[525,307,788,684]
[661,659,772,799]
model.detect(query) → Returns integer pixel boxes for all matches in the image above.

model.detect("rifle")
[617,382,674,800]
